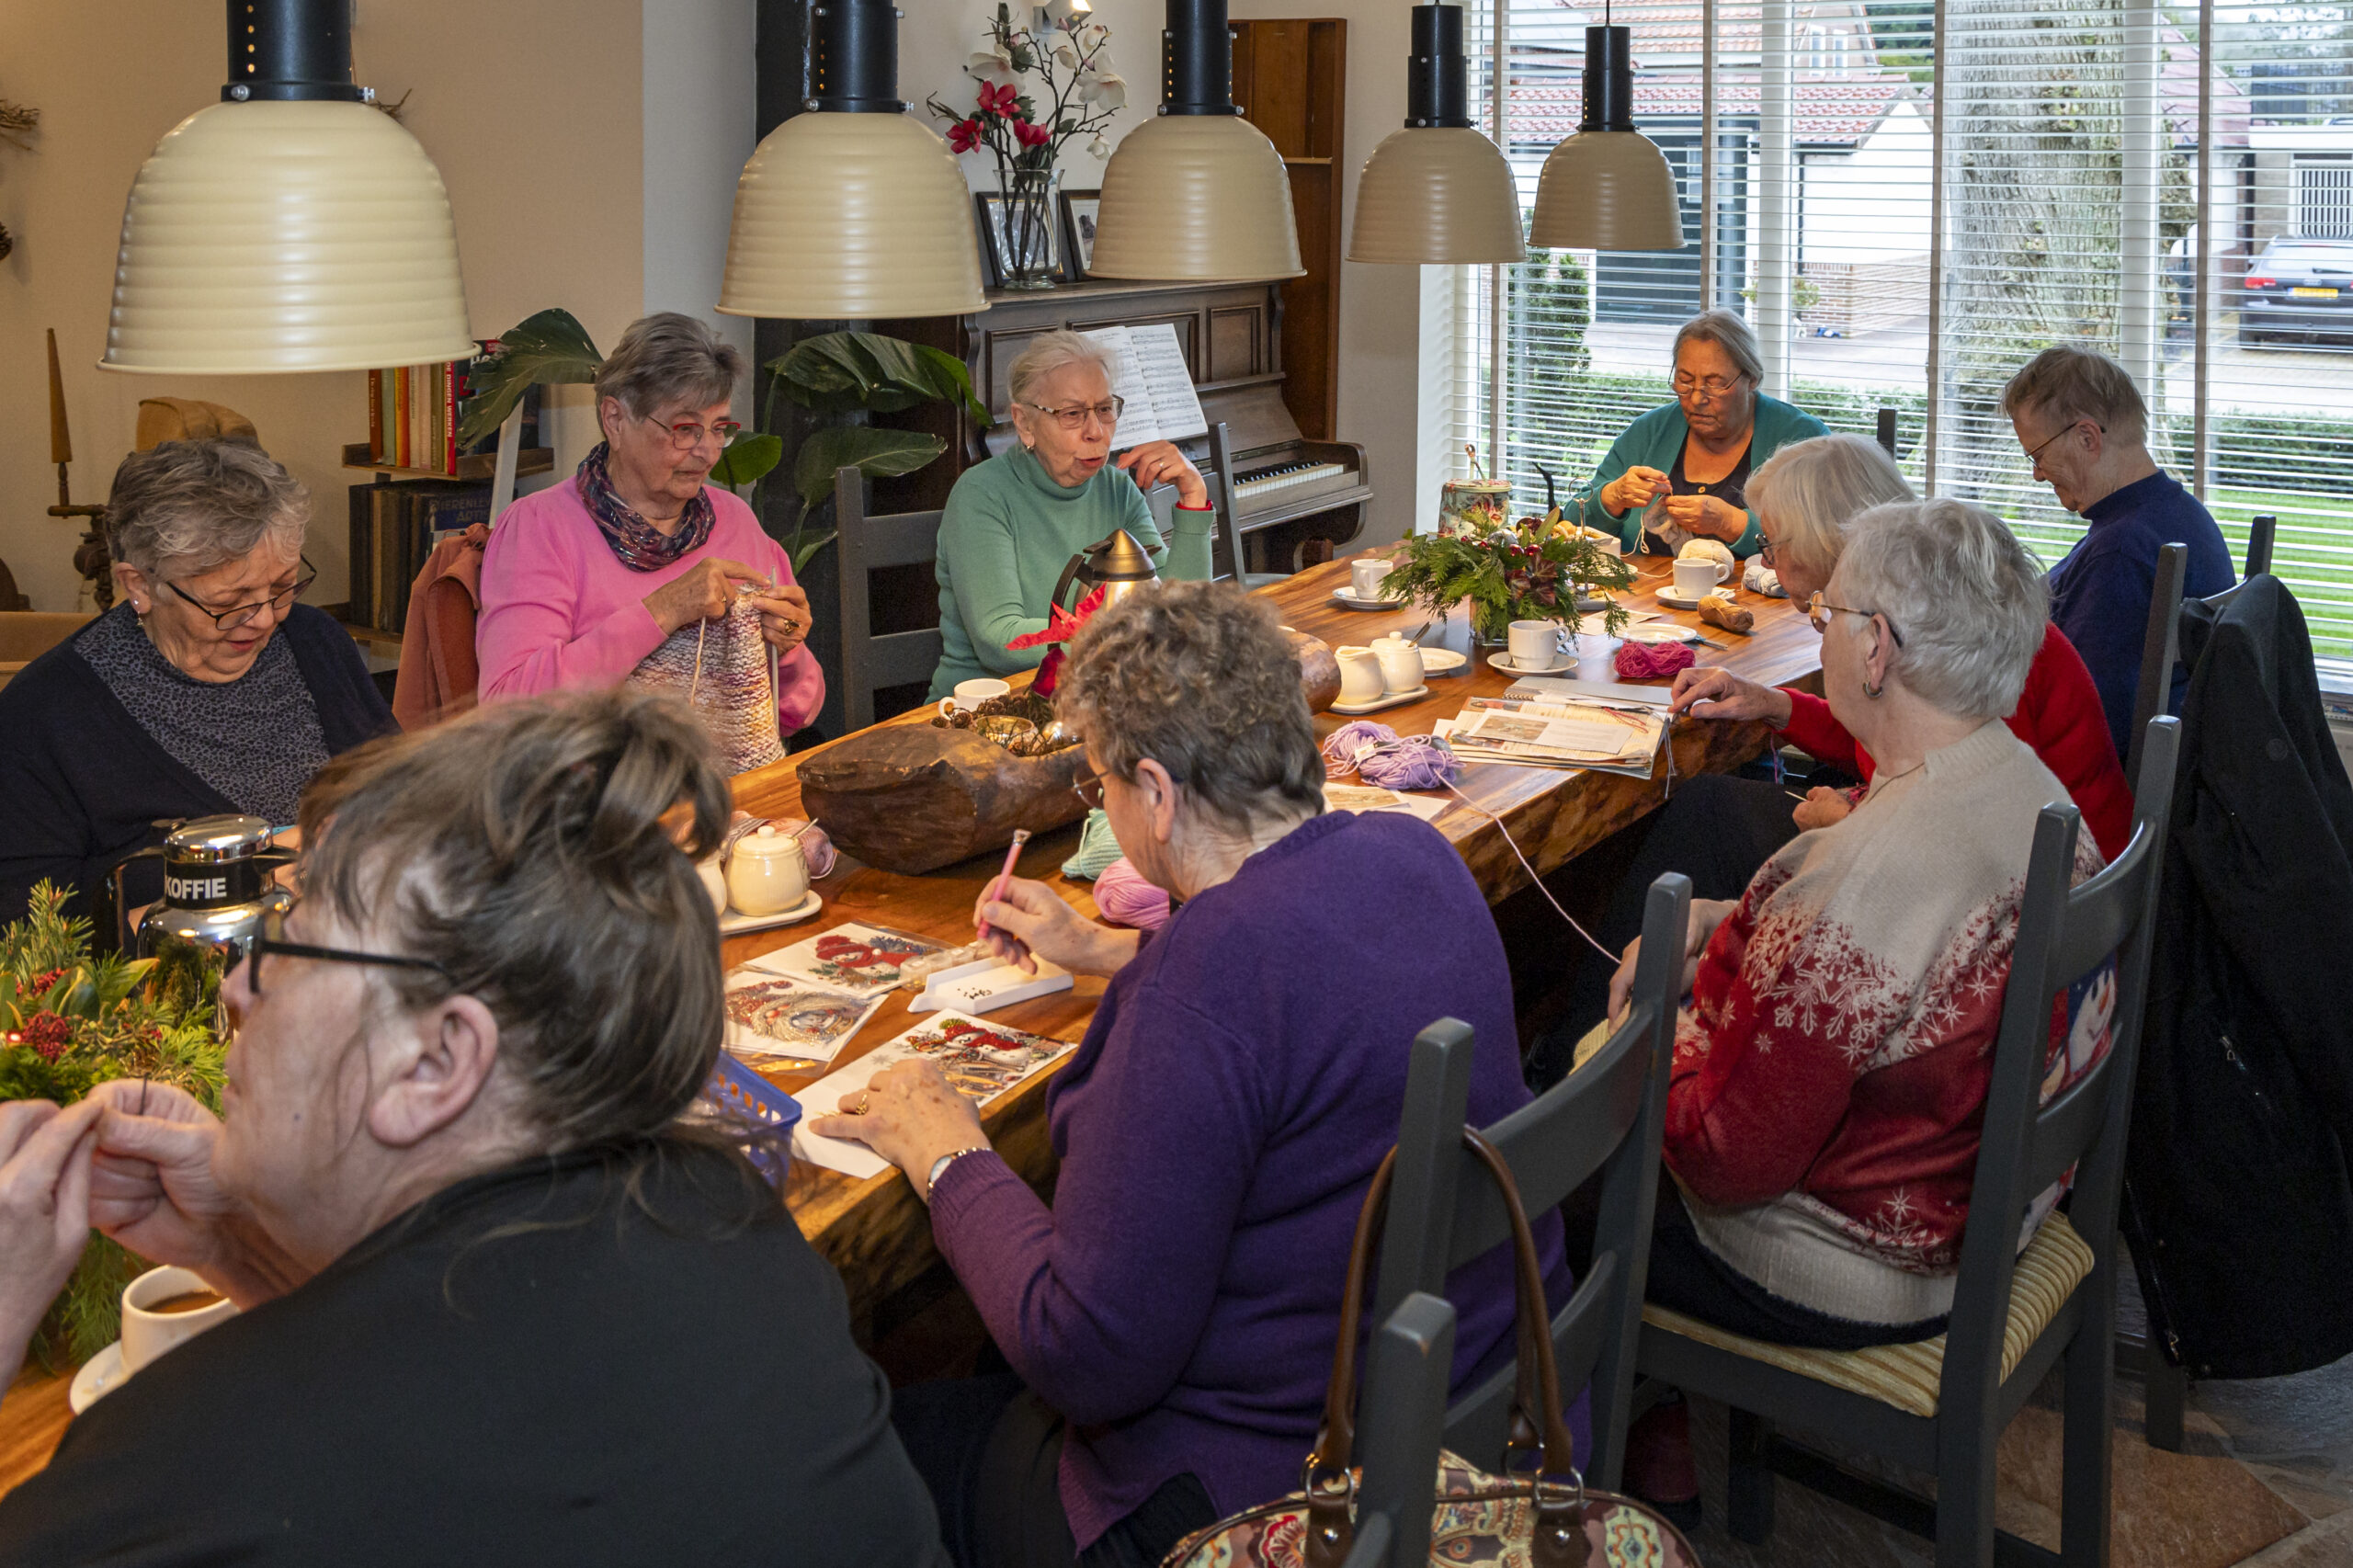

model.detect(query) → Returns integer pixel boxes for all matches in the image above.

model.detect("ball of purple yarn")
[1322,720,1396,778]
[1357,736,1461,791]
[1094,858,1172,930]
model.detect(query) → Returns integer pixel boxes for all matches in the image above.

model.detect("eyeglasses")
[648,415,743,451]
[2020,418,2101,471]
[1023,396,1125,433]
[1805,590,1904,647]
[244,903,454,998]
[1758,540,1778,567]
[1672,373,1746,402]
[1072,761,1106,810]
[164,558,318,632]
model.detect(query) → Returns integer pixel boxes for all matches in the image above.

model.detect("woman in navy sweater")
[0,441,394,929]
[813,582,1575,1568]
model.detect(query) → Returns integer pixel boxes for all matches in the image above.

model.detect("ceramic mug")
[953,677,1010,711]
[726,825,811,916]
[1350,558,1394,600]
[120,1265,238,1375]
[1371,635,1423,694]
[1671,556,1731,599]
[1335,646,1386,705]
[1506,620,1562,671]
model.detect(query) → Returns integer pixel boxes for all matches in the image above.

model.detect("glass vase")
[997,166,1063,290]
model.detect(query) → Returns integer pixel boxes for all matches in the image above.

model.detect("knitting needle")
[976,829,1033,963]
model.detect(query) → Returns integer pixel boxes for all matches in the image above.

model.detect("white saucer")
[1654,588,1735,611]
[1486,652,1579,676]
[1331,589,1406,611]
[1419,649,1468,675]
[70,1341,127,1414]
[717,889,824,936]
[1329,685,1430,715]
[1618,622,1702,645]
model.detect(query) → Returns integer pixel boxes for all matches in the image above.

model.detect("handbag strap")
[1304,1129,1586,1568]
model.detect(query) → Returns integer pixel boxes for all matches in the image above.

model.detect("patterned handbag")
[626,584,785,776]
[1162,1130,1701,1568]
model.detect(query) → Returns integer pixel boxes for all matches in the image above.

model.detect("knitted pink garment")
[476,480,824,734]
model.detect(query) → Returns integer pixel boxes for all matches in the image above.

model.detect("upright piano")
[875,276,1370,575]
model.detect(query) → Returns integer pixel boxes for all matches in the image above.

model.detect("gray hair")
[1673,308,1766,386]
[1835,498,2049,721]
[595,312,745,422]
[2000,345,2148,447]
[1056,580,1324,833]
[105,439,307,580]
[1007,329,1120,407]
[1745,435,1915,582]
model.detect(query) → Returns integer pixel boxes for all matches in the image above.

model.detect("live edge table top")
[0,551,1818,1502]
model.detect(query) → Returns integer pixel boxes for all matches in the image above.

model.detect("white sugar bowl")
[725,825,809,916]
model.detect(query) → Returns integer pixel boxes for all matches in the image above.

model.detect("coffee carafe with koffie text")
[116,816,292,1011]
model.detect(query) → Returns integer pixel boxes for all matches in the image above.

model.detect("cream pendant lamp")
[719,0,984,319]
[1348,3,1525,265]
[1089,0,1302,281]
[102,0,474,375]
[1528,24,1686,252]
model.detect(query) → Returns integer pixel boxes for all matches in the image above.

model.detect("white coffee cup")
[953,677,1011,710]
[120,1265,237,1375]
[1506,619,1562,670]
[1351,558,1394,600]
[1671,556,1730,599]
[1335,645,1386,704]
[1370,635,1423,694]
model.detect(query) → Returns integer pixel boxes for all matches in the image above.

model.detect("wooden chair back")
[1341,1292,1459,1568]
[832,464,947,733]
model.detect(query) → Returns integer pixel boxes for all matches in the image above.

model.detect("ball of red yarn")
[1615,640,1697,681]
[1094,858,1172,930]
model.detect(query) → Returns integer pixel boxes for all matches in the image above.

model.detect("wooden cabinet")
[1232,18,1348,441]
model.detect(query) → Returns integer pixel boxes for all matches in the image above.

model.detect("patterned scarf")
[576,441,715,571]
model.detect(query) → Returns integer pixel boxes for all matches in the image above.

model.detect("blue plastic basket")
[701,1050,802,1179]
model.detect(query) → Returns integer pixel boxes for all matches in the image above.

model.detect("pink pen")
[976,829,1032,953]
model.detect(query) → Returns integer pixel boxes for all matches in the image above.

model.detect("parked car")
[2240,235,2353,346]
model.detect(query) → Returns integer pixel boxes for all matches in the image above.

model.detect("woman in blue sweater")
[816,582,1574,1568]
[0,441,394,930]
[1576,310,1828,558]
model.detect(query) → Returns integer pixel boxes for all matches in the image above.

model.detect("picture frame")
[975,191,1063,287]
[1061,188,1102,279]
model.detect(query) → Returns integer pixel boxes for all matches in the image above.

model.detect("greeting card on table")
[744,922,949,997]
[790,1012,1075,1180]
[722,972,884,1070]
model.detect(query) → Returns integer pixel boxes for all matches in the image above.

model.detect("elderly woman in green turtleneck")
[928,331,1214,698]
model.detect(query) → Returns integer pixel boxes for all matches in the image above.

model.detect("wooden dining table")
[0,548,1820,1502]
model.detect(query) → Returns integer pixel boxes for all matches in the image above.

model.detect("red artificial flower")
[1014,119,1051,148]
[948,118,983,153]
[1006,584,1108,699]
[22,1011,71,1064]
[977,81,1020,119]
[28,967,64,994]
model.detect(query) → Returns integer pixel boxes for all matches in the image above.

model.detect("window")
[1452,0,2353,671]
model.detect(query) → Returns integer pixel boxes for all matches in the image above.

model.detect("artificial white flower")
[967,44,1017,84]
[1076,67,1126,111]
[1088,131,1112,159]
[1050,34,1079,67]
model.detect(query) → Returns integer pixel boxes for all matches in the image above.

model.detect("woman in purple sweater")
[812,583,1575,1568]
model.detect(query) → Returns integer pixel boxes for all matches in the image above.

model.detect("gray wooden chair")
[831,464,945,733]
[1635,715,2182,1568]
[1341,1292,1460,1568]
[2125,519,2276,786]
[1370,872,1692,1492]
[1206,422,1286,589]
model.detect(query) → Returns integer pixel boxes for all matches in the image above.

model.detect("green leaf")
[788,529,839,576]
[792,426,949,513]
[457,308,604,449]
[710,432,783,489]
[767,333,988,423]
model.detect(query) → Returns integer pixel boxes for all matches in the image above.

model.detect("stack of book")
[1432,696,1666,778]
[347,480,493,634]
[363,351,542,476]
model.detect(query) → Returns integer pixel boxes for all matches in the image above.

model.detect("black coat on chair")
[2127,574,2353,1379]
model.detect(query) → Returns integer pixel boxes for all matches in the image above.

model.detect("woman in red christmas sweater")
[1609,497,2108,1348]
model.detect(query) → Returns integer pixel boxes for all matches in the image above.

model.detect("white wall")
[1801,97,1931,264]
[644,0,760,408]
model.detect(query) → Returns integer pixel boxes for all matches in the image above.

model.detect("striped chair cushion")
[1642,1212,2097,1418]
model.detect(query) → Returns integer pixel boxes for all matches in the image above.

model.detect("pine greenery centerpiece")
[1382,504,1639,647]
[1,883,228,1367]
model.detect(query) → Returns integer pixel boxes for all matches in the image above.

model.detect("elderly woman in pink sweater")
[477,313,824,736]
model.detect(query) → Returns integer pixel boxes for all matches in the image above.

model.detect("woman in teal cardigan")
[1576,310,1828,559]
[930,331,1215,698]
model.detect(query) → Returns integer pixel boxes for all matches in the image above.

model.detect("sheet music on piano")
[1081,324,1208,449]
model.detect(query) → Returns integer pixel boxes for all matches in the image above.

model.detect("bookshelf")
[341,442,553,483]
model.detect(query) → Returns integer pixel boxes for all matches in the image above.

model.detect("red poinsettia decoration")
[1004,584,1108,698]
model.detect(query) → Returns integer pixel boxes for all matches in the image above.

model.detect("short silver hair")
[1007,329,1119,407]
[105,439,307,580]
[1999,345,2149,447]
[1673,309,1766,386]
[1835,498,2049,722]
[1746,435,1915,582]
[595,312,745,421]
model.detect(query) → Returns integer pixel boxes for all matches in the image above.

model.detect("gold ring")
[854,1091,870,1115]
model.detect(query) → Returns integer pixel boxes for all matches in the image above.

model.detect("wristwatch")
[924,1144,991,1202]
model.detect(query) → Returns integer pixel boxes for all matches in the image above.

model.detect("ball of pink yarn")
[1615,641,1696,681]
[1094,858,1172,930]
